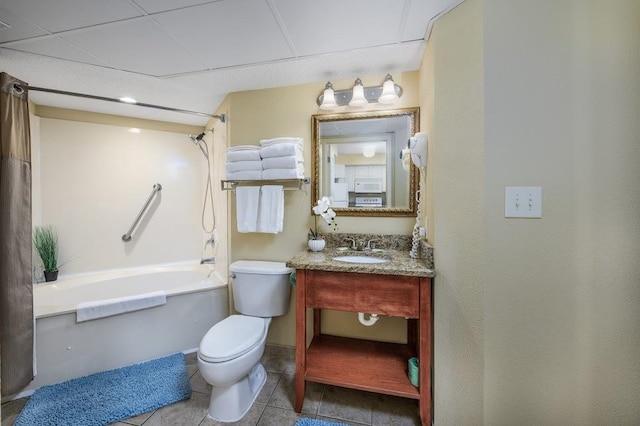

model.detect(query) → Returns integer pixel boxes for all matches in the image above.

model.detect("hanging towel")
[236,186,260,232]
[225,160,263,173]
[76,291,167,322]
[259,137,303,147]
[258,185,284,233]
[260,143,303,159]
[226,150,261,162]
[226,170,263,180]
[263,168,305,180]
[261,155,304,170]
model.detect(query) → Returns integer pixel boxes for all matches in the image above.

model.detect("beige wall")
[226,73,421,346]
[426,0,640,424]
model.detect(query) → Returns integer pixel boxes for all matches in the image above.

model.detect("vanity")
[286,246,434,425]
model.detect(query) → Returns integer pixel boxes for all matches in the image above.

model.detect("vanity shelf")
[220,177,310,191]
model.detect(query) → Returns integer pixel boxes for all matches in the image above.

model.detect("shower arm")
[122,183,162,242]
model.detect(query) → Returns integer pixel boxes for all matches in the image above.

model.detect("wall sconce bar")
[316,74,403,109]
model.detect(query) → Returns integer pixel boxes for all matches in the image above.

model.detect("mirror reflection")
[311,107,420,217]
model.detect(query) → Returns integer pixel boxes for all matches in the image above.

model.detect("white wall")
[35,118,212,276]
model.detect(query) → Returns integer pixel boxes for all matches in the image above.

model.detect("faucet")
[364,239,378,250]
[344,237,357,250]
[200,257,215,264]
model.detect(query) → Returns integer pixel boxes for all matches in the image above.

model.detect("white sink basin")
[332,255,390,264]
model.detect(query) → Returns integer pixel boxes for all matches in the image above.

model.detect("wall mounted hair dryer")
[407,132,428,168]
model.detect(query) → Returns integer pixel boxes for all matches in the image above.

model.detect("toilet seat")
[199,315,267,363]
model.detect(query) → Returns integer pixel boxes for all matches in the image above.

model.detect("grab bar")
[121,183,162,242]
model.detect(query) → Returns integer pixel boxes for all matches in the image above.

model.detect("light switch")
[505,186,542,218]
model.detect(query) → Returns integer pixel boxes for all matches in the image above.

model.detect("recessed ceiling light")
[119,97,137,104]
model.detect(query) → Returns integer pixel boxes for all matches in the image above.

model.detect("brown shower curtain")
[0,72,33,395]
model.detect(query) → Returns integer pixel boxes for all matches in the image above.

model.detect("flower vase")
[308,239,326,252]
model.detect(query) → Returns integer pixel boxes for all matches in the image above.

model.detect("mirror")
[311,107,420,217]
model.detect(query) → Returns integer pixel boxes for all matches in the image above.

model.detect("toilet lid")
[199,315,267,363]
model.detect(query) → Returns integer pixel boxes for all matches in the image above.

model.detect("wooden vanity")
[287,250,434,425]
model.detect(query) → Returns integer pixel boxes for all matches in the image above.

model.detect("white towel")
[260,143,303,159]
[236,186,260,232]
[262,168,305,180]
[225,160,263,173]
[258,185,284,233]
[226,150,261,162]
[260,137,303,147]
[262,155,304,170]
[76,291,167,322]
[226,170,263,180]
[227,145,261,152]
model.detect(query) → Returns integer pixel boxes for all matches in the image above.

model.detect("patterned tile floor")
[1,344,420,425]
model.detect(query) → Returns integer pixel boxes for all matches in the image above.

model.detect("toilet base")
[206,362,267,422]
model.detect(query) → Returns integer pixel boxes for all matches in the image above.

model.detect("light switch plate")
[505,186,542,218]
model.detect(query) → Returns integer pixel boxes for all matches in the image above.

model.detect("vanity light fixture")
[362,145,376,158]
[317,74,402,110]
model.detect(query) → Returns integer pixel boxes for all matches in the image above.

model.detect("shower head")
[188,132,209,159]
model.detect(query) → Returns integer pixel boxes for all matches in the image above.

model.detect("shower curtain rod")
[12,83,226,123]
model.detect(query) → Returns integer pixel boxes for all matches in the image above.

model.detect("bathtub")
[17,262,228,397]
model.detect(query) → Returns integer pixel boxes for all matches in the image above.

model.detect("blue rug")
[295,418,349,426]
[14,353,191,426]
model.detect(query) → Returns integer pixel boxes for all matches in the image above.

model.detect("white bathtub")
[17,262,229,397]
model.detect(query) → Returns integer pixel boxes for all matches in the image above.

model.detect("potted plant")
[32,226,67,282]
[308,197,338,252]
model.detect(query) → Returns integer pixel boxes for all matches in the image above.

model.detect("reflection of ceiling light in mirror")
[362,145,376,158]
[319,82,338,110]
[128,128,141,133]
[348,78,367,107]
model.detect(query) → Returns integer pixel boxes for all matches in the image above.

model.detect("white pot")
[308,239,326,252]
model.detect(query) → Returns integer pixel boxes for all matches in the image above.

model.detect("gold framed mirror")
[311,107,420,217]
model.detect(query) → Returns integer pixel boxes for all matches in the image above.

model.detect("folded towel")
[227,145,261,152]
[260,137,303,147]
[262,155,304,170]
[236,186,260,232]
[225,160,263,173]
[226,150,262,162]
[76,291,167,322]
[226,170,263,180]
[263,168,305,180]
[258,185,284,234]
[260,143,303,159]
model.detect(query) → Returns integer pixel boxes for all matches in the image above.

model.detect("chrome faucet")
[344,237,357,250]
[365,239,378,250]
[200,257,215,264]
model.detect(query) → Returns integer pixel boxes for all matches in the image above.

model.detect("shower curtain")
[0,72,33,395]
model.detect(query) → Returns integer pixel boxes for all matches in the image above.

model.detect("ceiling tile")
[132,0,219,14]
[7,37,111,67]
[0,6,48,43]
[272,0,405,56]
[402,0,462,41]
[153,0,293,69]
[62,19,206,77]
[0,0,143,33]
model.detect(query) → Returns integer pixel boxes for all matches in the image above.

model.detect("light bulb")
[319,82,338,110]
[377,74,399,104]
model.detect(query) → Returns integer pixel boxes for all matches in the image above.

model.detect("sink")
[332,255,390,264]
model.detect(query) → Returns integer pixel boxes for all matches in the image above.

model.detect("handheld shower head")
[188,132,209,159]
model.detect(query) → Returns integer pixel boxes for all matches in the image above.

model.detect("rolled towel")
[260,143,303,159]
[227,145,261,151]
[260,137,303,147]
[227,150,261,162]
[226,170,263,180]
[262,155,304,170]
[225,160,263,173]
[262,168,305,180]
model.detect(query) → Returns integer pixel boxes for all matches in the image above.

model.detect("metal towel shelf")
[220,177,310,191]
[122,183,162,242]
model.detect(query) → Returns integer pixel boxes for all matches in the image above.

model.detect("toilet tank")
[229,260,293,317]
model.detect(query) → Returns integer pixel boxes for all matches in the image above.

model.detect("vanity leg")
[313,309,322,337]
[294,269,306,413]
[418,277,433,425]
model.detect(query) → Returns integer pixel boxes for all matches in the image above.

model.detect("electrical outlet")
[505,186,542,218]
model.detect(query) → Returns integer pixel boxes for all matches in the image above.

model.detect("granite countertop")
[286,248,435,278]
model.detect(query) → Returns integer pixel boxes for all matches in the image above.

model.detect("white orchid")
[309,196,338,240]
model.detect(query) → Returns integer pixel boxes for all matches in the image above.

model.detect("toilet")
[197,260,292,422]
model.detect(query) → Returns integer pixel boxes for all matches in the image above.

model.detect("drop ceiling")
[0,0,463,126]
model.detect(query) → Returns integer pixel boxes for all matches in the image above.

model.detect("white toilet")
[197,260,292,422]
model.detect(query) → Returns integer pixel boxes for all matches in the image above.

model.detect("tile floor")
[1,344,420,426]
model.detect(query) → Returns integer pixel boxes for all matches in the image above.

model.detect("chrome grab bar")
[121,183,162,242]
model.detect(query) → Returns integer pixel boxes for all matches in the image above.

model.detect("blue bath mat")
[14,352,191,426]
[295,418,349,426]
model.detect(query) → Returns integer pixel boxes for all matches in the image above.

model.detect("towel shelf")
[221,178,310,191]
